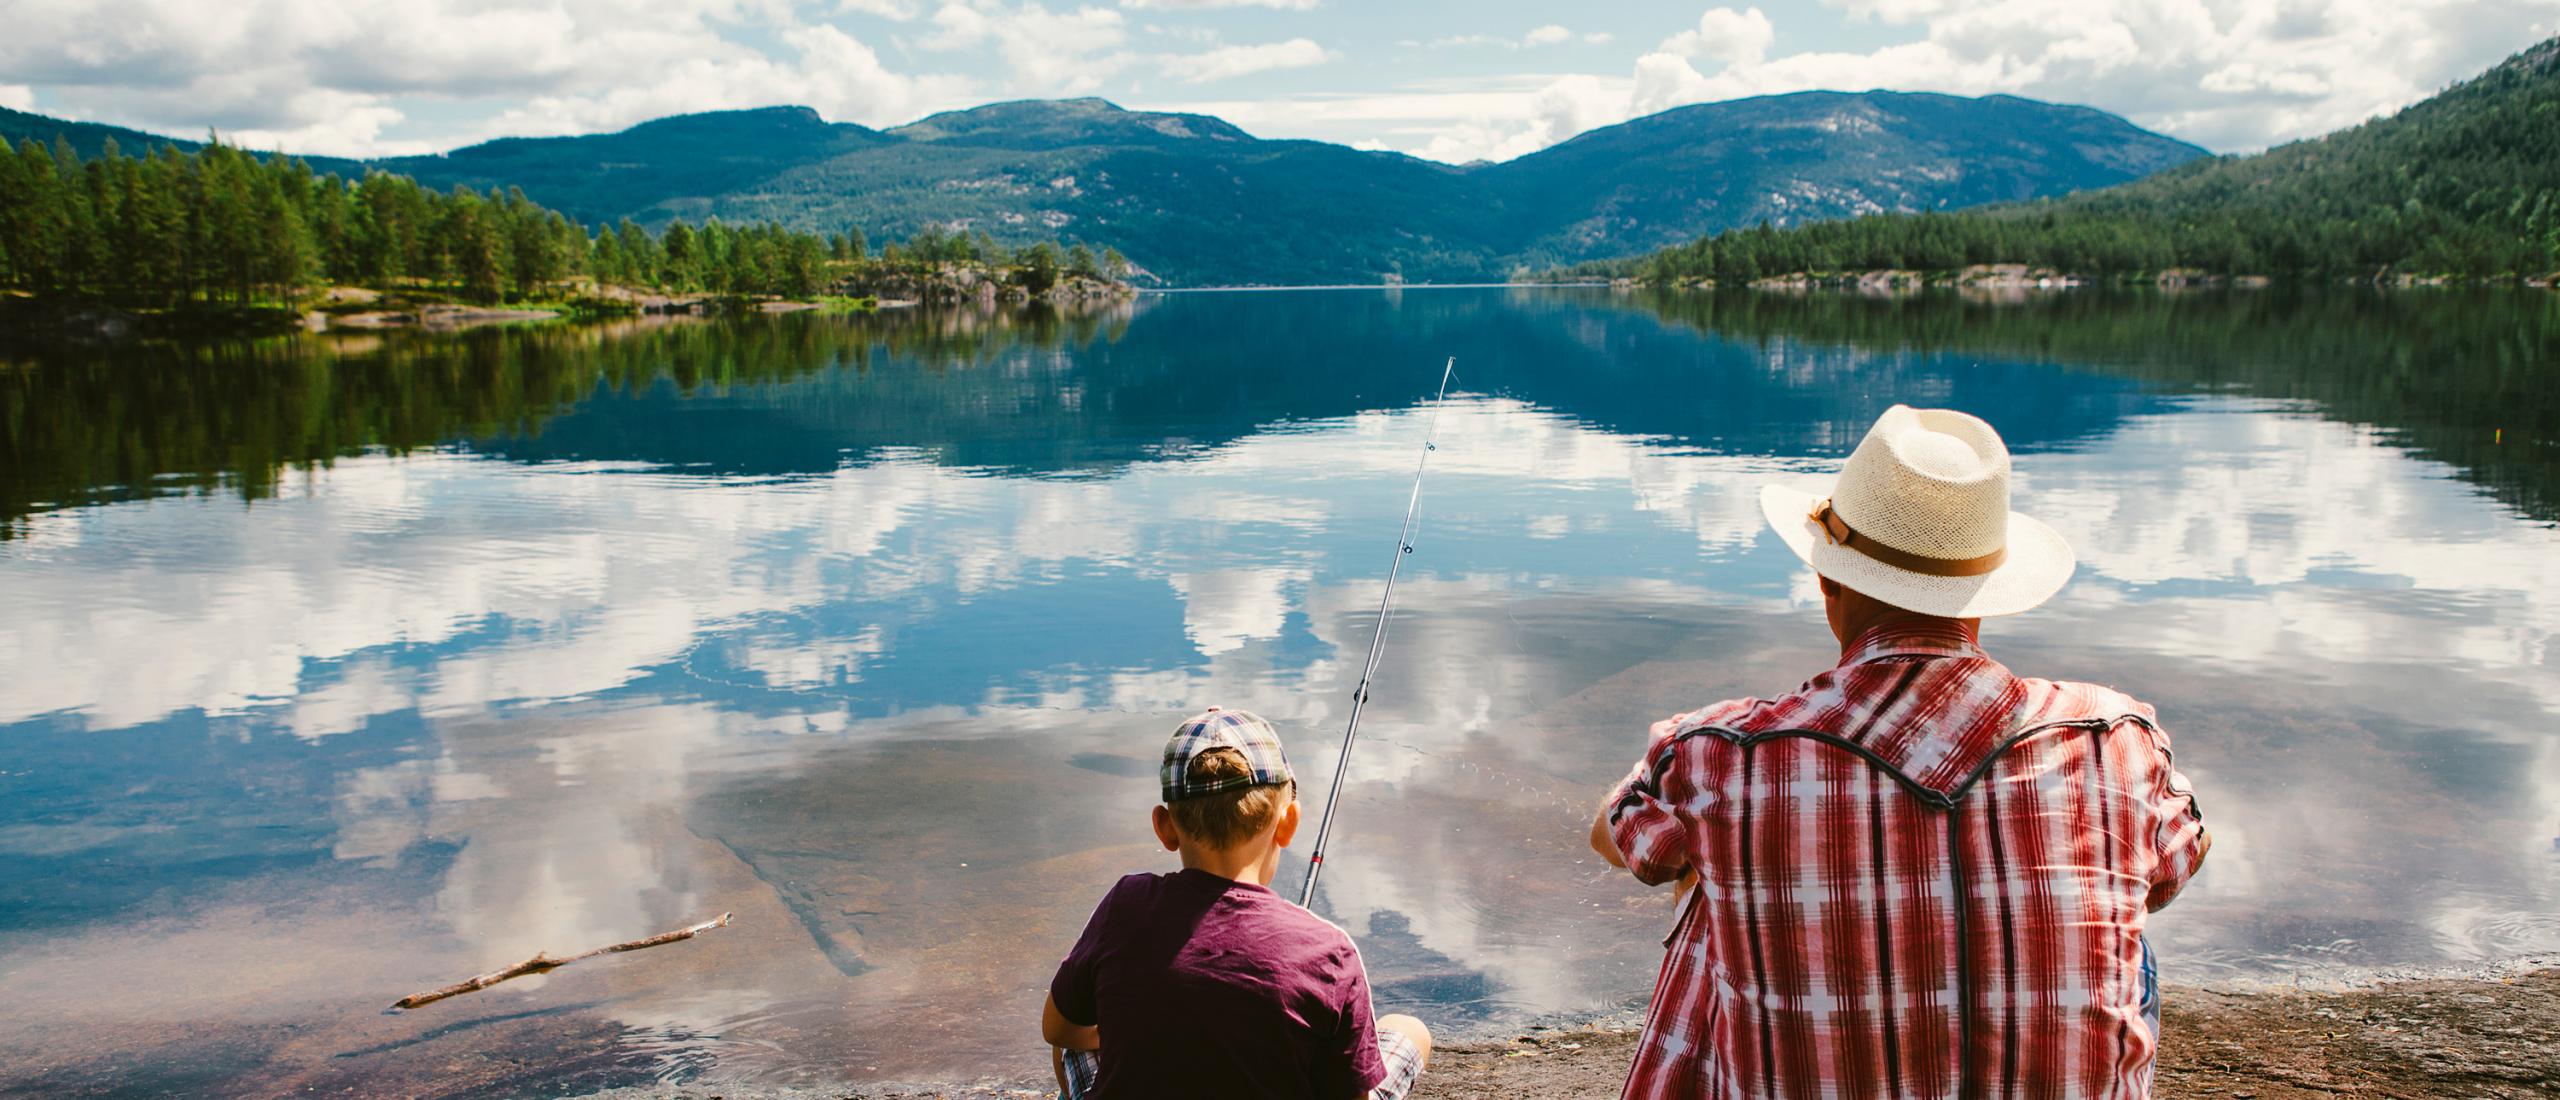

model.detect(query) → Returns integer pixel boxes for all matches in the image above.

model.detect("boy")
[1041,707,1433,1100]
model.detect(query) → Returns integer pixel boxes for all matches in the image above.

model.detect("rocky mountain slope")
[2,91,2205,285]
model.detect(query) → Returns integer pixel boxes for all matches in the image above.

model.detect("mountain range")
[1621,34,2560,283]
[0,91,2205,286]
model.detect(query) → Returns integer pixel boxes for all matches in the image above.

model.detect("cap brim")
[1759,482,2075,618]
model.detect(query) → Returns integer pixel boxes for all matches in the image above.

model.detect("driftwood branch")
[389,912,734,1012]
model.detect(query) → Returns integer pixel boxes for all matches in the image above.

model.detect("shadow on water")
[333,1003,606,1059]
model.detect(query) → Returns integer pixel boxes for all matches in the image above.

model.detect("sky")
[0,0,2555,162]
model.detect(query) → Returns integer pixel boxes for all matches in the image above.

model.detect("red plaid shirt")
[1606,620,2208,1100]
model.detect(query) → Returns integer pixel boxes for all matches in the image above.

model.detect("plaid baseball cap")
[1161,707,1295,803]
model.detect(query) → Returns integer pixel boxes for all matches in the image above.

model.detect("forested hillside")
[1481,92,2200,264]
[2,91,2203,286]
[1619,36,2560,283]
[0,137,1119,307]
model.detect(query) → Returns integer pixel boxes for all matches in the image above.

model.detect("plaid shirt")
[1606,620,2208,1100]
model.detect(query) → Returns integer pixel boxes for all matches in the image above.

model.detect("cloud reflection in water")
[2,291,2556,1094]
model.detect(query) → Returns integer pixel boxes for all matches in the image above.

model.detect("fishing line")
[1298,356,1456,909]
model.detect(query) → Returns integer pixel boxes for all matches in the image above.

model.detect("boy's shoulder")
[1094,871,1360,955]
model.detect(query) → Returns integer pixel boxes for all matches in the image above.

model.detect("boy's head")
[1154,708,1299,870]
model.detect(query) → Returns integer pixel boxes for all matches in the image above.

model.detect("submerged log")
[388,912,733,1012]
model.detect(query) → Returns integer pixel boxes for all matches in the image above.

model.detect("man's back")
[1050,868,1384,1100]
[1606,621,2208,1099]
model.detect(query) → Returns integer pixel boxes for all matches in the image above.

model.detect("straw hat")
[1759,405,2075,618]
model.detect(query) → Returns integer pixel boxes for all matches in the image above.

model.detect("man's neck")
[1178,843,1278,886]
[1838,610,1980,659]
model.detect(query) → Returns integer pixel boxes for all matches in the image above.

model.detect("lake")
[3,287,2556,1097]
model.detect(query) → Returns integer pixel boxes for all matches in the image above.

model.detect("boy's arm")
[1044,880,1121,1051]
[1312,944,1389,1100]
[1041,993,1100,1052]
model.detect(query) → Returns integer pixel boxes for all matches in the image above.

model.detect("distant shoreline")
[1148,281,1612,293]
[1151,275,2558,294]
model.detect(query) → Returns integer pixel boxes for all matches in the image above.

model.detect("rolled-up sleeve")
[2141,721,2209,910]
[1606,715,1694,886]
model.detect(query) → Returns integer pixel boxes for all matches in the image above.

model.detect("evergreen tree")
[662,221,698,292]
[1016,241,1060,294]
[0,135,1134,305]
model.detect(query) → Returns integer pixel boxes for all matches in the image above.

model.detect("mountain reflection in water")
[1,288,2554,1097]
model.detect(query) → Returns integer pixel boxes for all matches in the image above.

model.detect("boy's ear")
[1150,804,1182,853]
[1272,796,1300,848]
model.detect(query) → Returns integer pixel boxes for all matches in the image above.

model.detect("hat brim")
[1759,482,2075,618]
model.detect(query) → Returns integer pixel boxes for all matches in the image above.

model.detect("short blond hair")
[1166,747,1294,849]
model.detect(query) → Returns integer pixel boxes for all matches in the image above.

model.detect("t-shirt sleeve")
[1605,713,1696,886]
[1048,879,1126,1027]
[1312,938,1387,1099]
[2140,719,2210,911]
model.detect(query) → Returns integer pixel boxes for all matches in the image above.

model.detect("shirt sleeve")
[1605,713,1695,887]
[2140,720,2209,911]
[1048,880,1123,1027]
[1312,938,1387,1099]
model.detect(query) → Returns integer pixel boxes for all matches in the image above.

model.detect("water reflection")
[1,288,2556,1096]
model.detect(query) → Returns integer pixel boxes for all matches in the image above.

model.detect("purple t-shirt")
[1050,869,1384,1100]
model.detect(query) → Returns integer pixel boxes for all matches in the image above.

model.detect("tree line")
[1611,38,2560,285]
[0,136,1128,306]
[3,297,1142,536]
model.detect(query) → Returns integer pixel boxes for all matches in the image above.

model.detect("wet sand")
[564,965,2560,1099]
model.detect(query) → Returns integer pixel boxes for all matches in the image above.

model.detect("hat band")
[1809,499,2007,578]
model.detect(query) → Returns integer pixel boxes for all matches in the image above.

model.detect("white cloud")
[1424,25,1601,51]
[0,0,975,156]
[1660,6,1774,67]
[479,22,970,141]
[1,0,2552,191]
[1624,0,2560,152]
[1121,0,1319,8]
[1160,37,1332,83]
[1178,2,2556,163]
[923,1,1133,95]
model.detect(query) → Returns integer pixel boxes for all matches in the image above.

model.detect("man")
[1591,405,2209,1099]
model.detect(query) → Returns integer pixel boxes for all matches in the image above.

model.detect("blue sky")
[2,0,2555,161]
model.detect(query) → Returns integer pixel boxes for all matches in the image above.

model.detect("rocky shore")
[562,965,2560,1100]
[1419,966,2560,1099]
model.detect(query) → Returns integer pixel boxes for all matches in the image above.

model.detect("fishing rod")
[1298,356,1456,909]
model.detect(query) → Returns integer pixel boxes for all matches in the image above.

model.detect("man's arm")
[2141,717,2212,912]
[1593,715,1697,887]
[1589,802,1626,867]
[2147,827,2211,912]
[1041,993,1100,1052]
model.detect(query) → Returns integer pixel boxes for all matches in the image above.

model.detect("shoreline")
[558,960,2560,1100]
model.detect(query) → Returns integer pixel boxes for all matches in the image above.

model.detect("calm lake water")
[3,287,2557,1097]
